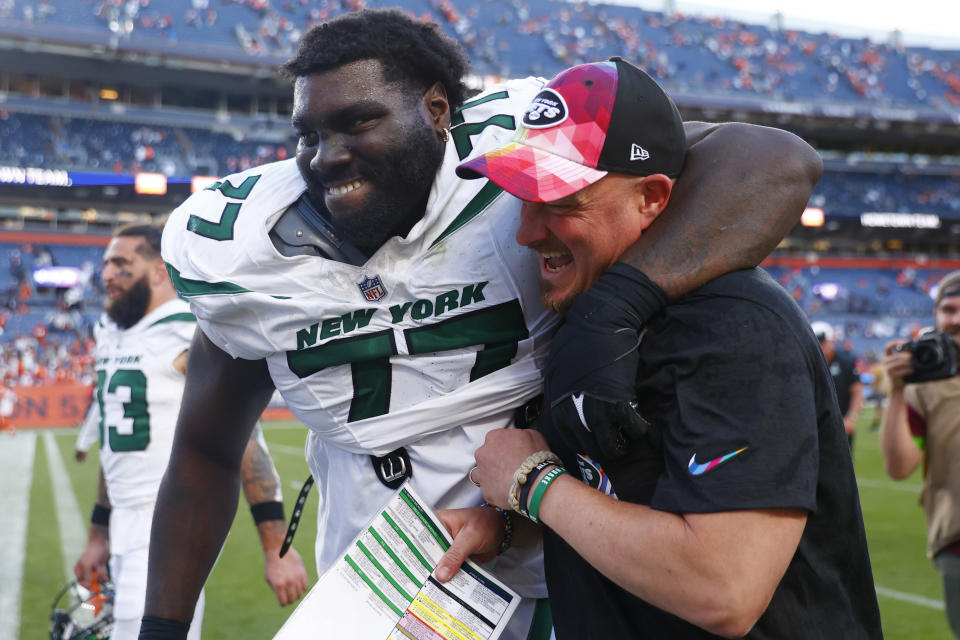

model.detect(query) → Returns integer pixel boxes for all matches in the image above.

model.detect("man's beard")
[540,279,580,316]
[105,275,151,329]
[305,124,444,255]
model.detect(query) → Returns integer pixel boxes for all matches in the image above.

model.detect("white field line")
[43,432,87,581]
[874,585,945,610]
[0,432,37,640]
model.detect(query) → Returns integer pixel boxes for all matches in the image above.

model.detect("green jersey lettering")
[188,174,261,242]
[450,91,515,160]
[461,281,488,306]
[389,302,412,324]
[96,368,151,452]
[285,300,528,421]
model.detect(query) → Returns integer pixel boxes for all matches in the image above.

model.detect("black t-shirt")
[829,349,860,415]
[539,269,883,639]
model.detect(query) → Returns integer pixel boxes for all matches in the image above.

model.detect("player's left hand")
[264,546,308,607]
[434,506,505,582]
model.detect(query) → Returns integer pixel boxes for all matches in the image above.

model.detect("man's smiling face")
[292,59,445,254]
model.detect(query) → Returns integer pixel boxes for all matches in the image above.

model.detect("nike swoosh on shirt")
[687,447,748,476]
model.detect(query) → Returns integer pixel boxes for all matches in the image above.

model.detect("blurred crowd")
[766,265,948,367]
[0,332,97,387]
[0,109,291,177]
[2,241,101,387]
[2,0,959,109]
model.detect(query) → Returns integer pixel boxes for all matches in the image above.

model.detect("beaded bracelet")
[526,466,568,524]
[482,502,513,555]
[509,451,563,513]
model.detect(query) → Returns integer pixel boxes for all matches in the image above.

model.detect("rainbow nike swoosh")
[687,447,748,476]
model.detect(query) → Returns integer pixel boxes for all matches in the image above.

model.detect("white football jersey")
[162,78,557,596]
[94,299,195,510]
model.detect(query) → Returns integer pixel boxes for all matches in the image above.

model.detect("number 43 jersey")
[93,299,195,510]
[162,78,558,592]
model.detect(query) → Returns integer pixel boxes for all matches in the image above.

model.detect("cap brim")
[456,141,608,203]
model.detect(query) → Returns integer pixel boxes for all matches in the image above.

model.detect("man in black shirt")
[812,321,864,449]
[436,58,883,639]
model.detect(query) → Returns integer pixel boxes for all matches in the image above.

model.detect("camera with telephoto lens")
[897,331,960,383]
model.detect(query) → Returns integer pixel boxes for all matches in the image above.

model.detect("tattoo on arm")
[241,431,283,505]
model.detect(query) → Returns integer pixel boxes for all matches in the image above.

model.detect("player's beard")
[306,123,444,255]
[105,275,151,329]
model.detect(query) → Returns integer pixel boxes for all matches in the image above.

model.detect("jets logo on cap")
[523,89,568,129]
[630,144,650,161]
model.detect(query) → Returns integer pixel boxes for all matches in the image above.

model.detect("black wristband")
[518,460,555,517]
[250,501,285,525]
[91,504,111,527]
[139,615,190,640]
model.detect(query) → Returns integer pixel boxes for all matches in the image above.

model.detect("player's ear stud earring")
[441,127,450,143]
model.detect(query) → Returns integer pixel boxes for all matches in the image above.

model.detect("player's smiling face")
[292,59,447,254]
[515,175,656,314]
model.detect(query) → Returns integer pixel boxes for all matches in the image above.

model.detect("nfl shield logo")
[358,275,387,302]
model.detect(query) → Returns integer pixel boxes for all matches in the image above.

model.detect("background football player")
[73,224,308,640]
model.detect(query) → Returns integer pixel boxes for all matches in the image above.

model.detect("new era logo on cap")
[456,57,686,203]
[630,144,650,161]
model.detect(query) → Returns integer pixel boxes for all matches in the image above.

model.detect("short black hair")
[280,9,470,110]
[114,224,162,259]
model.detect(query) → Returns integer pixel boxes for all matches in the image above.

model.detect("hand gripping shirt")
[94,299,196,511]
[161,78,557,596]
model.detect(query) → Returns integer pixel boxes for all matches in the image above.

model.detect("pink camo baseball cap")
[457,57,686,202]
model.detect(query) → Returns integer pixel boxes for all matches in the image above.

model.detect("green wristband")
[527,466,567,524]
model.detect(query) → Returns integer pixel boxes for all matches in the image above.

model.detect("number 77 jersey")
[161,76,557,457]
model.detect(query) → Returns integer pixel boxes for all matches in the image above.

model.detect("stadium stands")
[0,109,291,177]
[764,263,952,360]
[3,0,959,109]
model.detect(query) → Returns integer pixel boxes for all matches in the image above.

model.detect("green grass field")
[12,409,954,638]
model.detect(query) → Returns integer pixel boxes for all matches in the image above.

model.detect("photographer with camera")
[880,270,960,638]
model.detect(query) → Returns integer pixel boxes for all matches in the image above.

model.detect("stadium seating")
[764,265,948,359]
[4,0,959,109]
[0,109,291,177]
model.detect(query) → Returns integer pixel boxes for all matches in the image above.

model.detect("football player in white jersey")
[73,225,308,640]
[143,10,822,640]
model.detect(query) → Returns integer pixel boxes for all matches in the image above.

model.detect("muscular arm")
[467,429,805,638]
[622,122,822,297]
[241,426,309,606]
[537,475,805,638]
[144,329,276,622]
